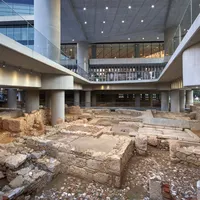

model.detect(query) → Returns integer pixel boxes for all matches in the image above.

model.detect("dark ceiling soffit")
[68,0,88,41]
[164,0,173,28]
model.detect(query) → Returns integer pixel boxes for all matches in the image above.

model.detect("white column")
[34,0,61,62]
[170,90,180,112]
[85,91,91,107]
[51,91,65,126]
[7,89,17,108]
[186,90,194,109]
[25,90,39,113]
[77,42,89,71]
[161,92,169,111]
[135,94,140,107]
[74,91,80,106]
[179,90,186,112]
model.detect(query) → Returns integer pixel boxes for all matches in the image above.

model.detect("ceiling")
[61,0,191,44]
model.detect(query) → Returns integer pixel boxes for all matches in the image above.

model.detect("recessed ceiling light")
[184,28,186,31]
[103,21,106,23]
[142,37,145,40]
[157,37,159,40]
[151,5,155,8]
[122,20,125,23]
[141,19,144,23]
[105,6,108,10]
[128,38,130,40]
[70,49,72,51]
[83,7,86,10]
[101,31,104,34]
[72,39,74,42]
[128,5,131,9]
[84,21,87,24]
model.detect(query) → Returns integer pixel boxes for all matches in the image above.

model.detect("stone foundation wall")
[170,140,200,166]
[25,135,134,188]
[0,109,50,134]
[115,109,142,117]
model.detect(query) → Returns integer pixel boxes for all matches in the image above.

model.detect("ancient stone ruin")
[0,106,200,199]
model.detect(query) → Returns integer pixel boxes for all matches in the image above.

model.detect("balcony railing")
[88,64,166,82]
[166,0,200,56]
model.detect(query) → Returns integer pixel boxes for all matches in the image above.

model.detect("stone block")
[148,136,158,147]
[9,175,25,189]
[0,171,5,179]
[93,172,109,184]
[135,134,147,155]
[5,154,27,170]
[36,157,61,176]
[149,175,163,200]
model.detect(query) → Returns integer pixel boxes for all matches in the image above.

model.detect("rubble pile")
[0,141,61,200]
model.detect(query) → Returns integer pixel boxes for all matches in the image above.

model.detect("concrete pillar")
[25,90,39,113]
[45,91,51,108]
[77,42,89,72]
[161,92,169,111]
[135,94,140,107]
[51,91,65,126]
[92,92,97,107]
[186,90,194,109]
[170,90,180,112]
[85,91,91,107]
[74,91,80,106]
[34,0,61,62]
[179,90,186,112]
[7,89,17,108]
[149,94,153,107]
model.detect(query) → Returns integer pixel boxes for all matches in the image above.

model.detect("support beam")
[85,91,91,107]
[25,90,39,113]
[135,94,140,107]
[77,42,89,71]
[74,91,80,106]
[170,90,180,112]
[161,92,169,111]
[51,91,65,126]
[186,90,194,109]
[7,89,17,108]
[179,90,186,112]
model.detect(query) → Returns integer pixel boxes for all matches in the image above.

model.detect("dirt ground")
[33,147,200,200]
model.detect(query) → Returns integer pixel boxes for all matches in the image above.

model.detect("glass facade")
[61,42,164,59]
[0,24,34,48]
[61,44,77,59]
[89,42,164,59]
[0,2,33,16]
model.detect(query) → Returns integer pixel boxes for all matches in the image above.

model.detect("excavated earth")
[0,107,200,200]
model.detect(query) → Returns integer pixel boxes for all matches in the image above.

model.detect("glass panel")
[128,43,134,58]
[111,44,119,58]
[151,43,160,58]
[119,44,127,58]
[7,27,14,39]
[96,44,104,58]
[139,43,144,57]
[13,27,21,41]
[104,44,112,58]
[144,43,151,58]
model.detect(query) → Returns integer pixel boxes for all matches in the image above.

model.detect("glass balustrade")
[166,0,200,55]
